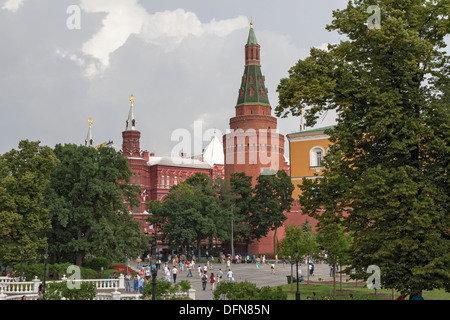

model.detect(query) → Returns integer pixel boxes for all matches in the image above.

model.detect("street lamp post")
[295,245,301,301]
[20,244,23,282]
[230,204,234,260]
[126,253,129,275]
[151,268,157,300]
[43,246,48,296]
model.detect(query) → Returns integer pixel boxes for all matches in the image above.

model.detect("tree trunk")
[273,228,277,255]
[76,251,84,267]
[333,263,336,297]
[307,259,310,284]
[197,238,202,263]
[290,260,293,291]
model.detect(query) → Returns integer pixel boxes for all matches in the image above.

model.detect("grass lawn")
[281,281,450,300]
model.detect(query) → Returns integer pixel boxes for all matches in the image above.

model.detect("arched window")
[310,146,325,167]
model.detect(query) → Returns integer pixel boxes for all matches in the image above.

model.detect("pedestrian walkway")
[127,259,350,300]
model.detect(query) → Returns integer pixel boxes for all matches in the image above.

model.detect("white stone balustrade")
[0,276,40,294]
[0,274,195,300]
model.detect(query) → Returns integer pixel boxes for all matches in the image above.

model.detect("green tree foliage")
[45,281,96,300]
[45,144,147,266]
[229,172,255,249]
[149,173,228,258]
[317,223,352,295]
[0,140,58,267]
[276,0,449,294]
[213,280,287,300]
[251,170,295,253]
[142,278,192,300]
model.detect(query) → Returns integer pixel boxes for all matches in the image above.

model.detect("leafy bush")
[21,263,47,281]
[82,257,111,271]
[81,267,98,279]
[51,263,73,279]
[45,281,96,300]
[142,278,192,300]
[178,280,191,293]
[213,280,287,300]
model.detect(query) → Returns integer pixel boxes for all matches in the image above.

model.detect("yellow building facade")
[287,126,334,198]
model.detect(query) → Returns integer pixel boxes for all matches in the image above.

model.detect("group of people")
[396,291,424,300]
[124,264,158,294]
[200,267,235,291]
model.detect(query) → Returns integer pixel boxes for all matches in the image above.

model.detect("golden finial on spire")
[88,117,93,128]
[130,94,134,107]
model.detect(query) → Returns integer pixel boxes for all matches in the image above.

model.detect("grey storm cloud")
[0,0,351,157]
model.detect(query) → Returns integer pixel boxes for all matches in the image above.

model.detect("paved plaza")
[128,259,352,300]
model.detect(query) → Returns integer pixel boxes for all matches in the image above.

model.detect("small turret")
[85,118,94,147]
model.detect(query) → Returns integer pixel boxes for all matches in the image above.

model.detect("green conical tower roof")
[247,22,258,45]
[236,23,270,107]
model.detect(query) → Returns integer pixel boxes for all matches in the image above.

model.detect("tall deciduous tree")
[45,144,147,266]
[318,223,352,295]
[252,170,295,254]
[279,224,309,291]
[0,140,58,266]
[276,0,449,294]
[148,173,228,259]
[229,172,255,250]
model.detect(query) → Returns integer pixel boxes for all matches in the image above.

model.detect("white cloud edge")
[58,1,250,79]
[2,0,25,12]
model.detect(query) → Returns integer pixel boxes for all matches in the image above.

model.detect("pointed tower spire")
[245,22,260,66]
[85,117,94,147]
[247,22,258,45]
[122,94,143,157]
[126,94,136,131]
[237,23,270,107]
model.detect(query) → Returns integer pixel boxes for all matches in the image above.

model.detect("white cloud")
[2,0,25,12]
[140,9,248,46]
[71,0,248,78]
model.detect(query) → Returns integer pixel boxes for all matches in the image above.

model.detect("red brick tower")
[121,95,150,215]
[223,23,285,186]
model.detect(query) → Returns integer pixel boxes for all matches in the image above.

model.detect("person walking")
[309,263,315,277]
[38,282,44,299]
[138,276,145,294]
[217,268,223,283]
[187,262,193,277]
[227,268,234,281]
[201,272,208,290]
[270,263,275,274]
[125,273,131,292]
[210,273,216,290]
[133,275,139,294]
[172,266,178,283]
[165,265,171,282]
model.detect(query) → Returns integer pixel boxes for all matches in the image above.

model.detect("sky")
[0,0,395,158]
